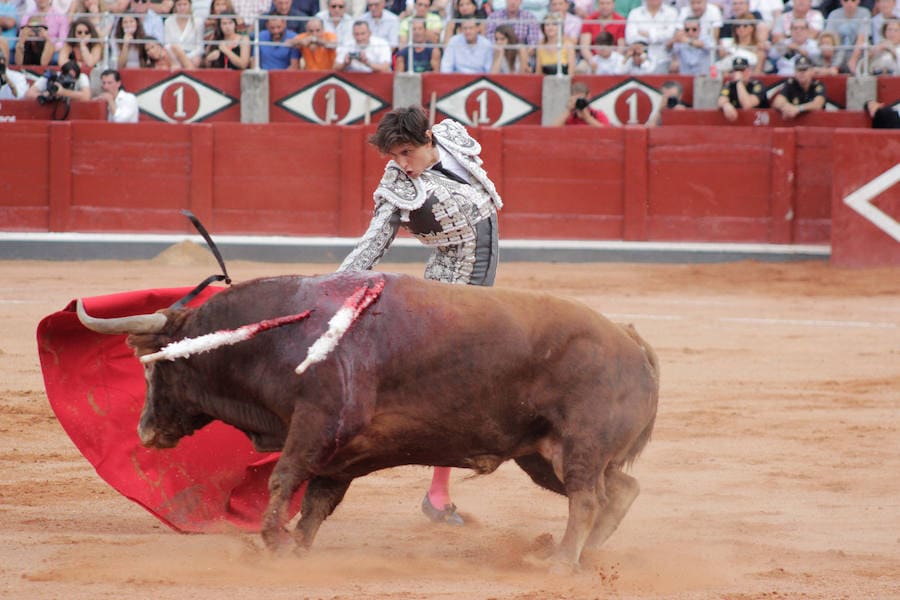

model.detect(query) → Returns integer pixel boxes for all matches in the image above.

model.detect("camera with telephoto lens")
[666,96,679,109]
[37,69,77,105]
[574,97,589,111]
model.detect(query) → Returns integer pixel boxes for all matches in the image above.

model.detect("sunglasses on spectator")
[75,28,90,34]
[330,3,344,7]
[684,26,698,31]
[736,23,753,27]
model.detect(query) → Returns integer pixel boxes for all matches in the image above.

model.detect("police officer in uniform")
[771,56,826,119]
[717,56,769,122]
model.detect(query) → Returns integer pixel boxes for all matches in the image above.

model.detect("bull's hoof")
[421,493,465,526]
[522,552,580,575]
[260,527,293,553]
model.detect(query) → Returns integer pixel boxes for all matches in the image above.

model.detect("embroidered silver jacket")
[338,120,502,284]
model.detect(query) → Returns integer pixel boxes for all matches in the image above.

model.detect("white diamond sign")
[434,77,537,127]
[843,163,900,242]
[137,73,237,123]
[591,78,662,126]
[275,75,388,125]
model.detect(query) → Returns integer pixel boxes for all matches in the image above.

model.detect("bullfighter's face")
[387,138,440,179]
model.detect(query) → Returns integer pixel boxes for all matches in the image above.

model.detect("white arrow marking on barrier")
[842,163,900,242]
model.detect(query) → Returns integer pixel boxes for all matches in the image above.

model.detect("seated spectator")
[144,36,194,68]
[677,0,723,42]
[716,12,767,74]
[548,0,582,43]
[20,0,68,54]
[261,0,306,36]
[256,16,300,69]
[552,80,610,126]
[0,47,27,99]
[440,16,492,71]
[487,0,541,48]
[16,18,55,65]
[770,18,821,74]
[624,0,678,73]
[576,0,625,73]
[866,99,900,129]
[361,0,399,49]
[771,0,823,43]
[670,16,714,74]
[165,0,204,68]
[824,0,870,71]
[288,16,337,70]
[334,20,392,71]
[443,0,486,43]
[586,30,626,73]
[771,56,826,119]
[1,0,17,59]
[67,0,115,40]
[111,14,149,69]
[129,0,166,43]
[490,23,529,72]
[647,79,687,127]
[717,56,768,122]
[719,0,768,42]
[750,0,783,32]
[869,19,900,73]
[25,59,91,102]
[397,18,441,70]
[536,14,575,73]
[205,0,245,40]
[315,0,354,46]
[204,13,250,67]
[57,18,102,69]
[871,0,899,44]
[622,39,658,73]
[813,30,850,73]
[399,0,442,45]
[98,68,139,123]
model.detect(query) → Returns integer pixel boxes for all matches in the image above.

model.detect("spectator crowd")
[0,0,896,75]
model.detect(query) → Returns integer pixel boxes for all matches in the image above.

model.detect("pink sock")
[427,467,452,508]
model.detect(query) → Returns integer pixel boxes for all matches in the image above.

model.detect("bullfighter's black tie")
[430,161,470,186]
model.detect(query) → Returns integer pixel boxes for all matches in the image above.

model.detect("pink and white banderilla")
[295,280,384,375]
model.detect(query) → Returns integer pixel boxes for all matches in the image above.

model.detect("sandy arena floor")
[1,249,899,599]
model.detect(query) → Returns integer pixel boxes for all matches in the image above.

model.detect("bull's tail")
[618,323,660,470]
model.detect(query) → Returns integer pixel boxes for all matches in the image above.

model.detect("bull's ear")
[126,333,169,358]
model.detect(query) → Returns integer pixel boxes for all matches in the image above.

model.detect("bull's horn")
[76,299,168,335]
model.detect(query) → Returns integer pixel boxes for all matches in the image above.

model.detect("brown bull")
[77,271,659,569]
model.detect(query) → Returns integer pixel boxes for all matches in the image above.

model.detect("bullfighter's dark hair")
[368,106,434,153]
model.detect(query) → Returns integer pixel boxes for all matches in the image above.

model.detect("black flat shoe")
[421,493,465,526]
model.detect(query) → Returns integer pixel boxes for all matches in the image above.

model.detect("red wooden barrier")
[831,131,900,267]
[0,99,107,121]
[2,120,897,255]
[661,108,871,127]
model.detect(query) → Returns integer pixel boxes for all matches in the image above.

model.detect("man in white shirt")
[316,0,355,46]
[0,48,26,99]
[99,69,139,123]
[360,0,399,49]
[334,20,393,71]
[441,18,493,73]
[625,0,678,73]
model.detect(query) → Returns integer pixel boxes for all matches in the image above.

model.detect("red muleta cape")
[36,287,304,533]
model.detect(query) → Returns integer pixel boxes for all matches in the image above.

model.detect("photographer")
[25,60,92,103]
[647,80,687,127]
[0,48,27,99]
[552,81,611,127]
[15,19,54,66]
